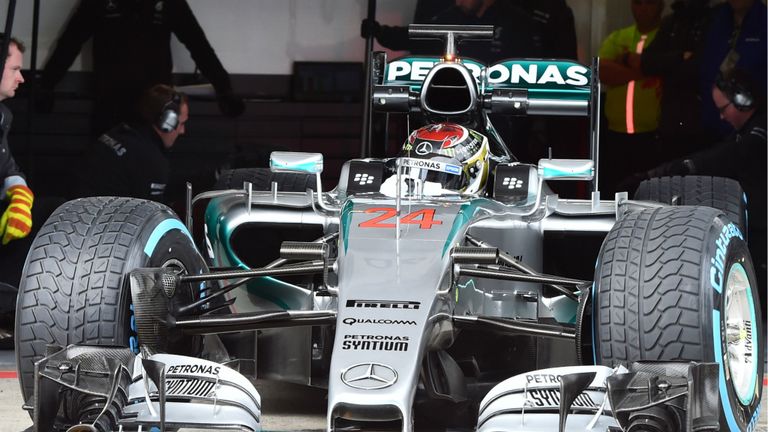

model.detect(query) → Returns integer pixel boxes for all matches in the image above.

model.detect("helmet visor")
[397,156,467,192]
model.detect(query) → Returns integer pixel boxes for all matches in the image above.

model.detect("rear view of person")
[37,0,243,135]
[362,0,541,64]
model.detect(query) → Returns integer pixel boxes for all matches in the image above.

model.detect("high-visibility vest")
[599,25,662,134]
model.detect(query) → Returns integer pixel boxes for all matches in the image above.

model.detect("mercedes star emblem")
[341,362,398,390]
[415,142,433,155]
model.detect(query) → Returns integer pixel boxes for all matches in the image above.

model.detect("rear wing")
[381,56,594,117]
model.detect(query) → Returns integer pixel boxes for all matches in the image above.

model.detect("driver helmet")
[398,123,490,195]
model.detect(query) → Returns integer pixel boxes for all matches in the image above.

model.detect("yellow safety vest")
[599,25,662,134]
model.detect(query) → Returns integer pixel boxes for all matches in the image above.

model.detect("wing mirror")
[538,159,594,181]
[270,151,324,174]
[269,152,337,214]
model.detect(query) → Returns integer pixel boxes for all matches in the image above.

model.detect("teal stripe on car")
[340,200,354,254]
[270,161,320,173]
[441,199,489,257]
[541,167,592,178]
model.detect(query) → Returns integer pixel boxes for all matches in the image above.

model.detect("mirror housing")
[538,159,594,181]
[270,152,324,174]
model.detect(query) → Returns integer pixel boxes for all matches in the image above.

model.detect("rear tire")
[593,206,763,431]
[214,168,316,192]
[15,197,207,401]
[634,175,747,233]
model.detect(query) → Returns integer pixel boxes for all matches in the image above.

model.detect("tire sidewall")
[705,216,763,431]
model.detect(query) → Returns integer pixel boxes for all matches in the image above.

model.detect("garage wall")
[2,0,415,73]
[1,0,688,73]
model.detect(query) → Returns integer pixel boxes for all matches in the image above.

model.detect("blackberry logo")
[353,173,375,185]
[502,177,524,189]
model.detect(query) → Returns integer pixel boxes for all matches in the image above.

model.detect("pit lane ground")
[0,349,765,432]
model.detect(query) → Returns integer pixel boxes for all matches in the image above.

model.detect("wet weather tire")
[15,197,207,401]
[593,206,763,431]
[214,168,316,192]
[634,175,747,233]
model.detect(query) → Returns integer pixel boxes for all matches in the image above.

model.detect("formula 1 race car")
[15,25,763,432]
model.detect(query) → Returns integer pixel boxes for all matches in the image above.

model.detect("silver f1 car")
[16,25,763,432]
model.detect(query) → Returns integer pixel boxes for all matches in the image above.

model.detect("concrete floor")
[1,349,767,432]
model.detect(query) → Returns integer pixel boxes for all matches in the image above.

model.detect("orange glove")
[1,184,34,245]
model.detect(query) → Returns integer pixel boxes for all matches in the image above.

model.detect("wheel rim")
[724,262,758,405]
[162,258,188,274]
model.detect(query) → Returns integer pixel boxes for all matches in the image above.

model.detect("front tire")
[593,206,763,431]
[15,197,207,401]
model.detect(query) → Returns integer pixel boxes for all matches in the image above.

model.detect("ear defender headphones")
[156,91,182,133]
[716,70,755,112]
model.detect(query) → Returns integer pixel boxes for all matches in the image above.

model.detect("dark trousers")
[598,129,660,197]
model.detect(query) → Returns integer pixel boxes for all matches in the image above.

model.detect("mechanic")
[0,34,33,347]
[597,0,665,196]
[640,0,713,158]
[0,35,31,247]
[698,0,766,140]
[36,0,244,135]
[625,68,766,307]
[0,35,33,251]
[84,84,189,203]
